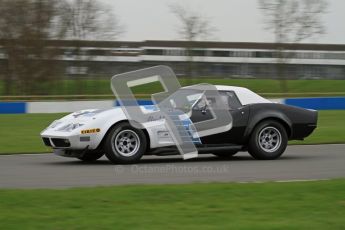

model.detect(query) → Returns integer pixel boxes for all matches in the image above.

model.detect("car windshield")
[157,88,204,113]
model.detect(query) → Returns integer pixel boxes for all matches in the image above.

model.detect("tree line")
[0,0,122,95]
[0,0,328,95]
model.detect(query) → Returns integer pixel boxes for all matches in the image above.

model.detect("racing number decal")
[81,128,100,134]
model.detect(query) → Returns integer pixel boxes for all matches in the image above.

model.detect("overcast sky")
[101,0,344,44]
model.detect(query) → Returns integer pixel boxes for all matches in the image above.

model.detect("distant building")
[1,40,345,79]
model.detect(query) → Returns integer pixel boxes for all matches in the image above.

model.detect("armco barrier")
[0,102,26,114]
[115,100,154,106]
[27,100,114,113]
[0,97,344,114]
[285,97,345,110]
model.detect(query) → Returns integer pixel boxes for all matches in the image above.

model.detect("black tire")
[104,122,147,164]
[77,151,104,162]
[248,120,288,160]
[213,151,238,158]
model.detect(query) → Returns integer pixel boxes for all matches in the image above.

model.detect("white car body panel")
[40,85,271,152]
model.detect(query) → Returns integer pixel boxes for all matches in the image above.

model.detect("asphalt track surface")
[0,144,344,188]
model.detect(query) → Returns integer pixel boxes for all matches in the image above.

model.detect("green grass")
[1,79,345,99]
[0,179,344,229]
[0,113,66,154]
[290,110,345,145]
[0,111,344,154]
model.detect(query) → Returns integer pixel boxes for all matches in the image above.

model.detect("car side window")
[219,91,242,110]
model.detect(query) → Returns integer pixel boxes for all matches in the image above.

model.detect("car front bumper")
[40,127,99,150]
[52,148,88,158]
[41,134,90,149]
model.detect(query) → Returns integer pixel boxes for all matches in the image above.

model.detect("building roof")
[1,39,345,51]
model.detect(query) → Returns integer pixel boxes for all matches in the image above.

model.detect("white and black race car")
[41,84,318,164]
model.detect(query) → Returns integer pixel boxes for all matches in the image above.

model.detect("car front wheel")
[248,120,288,160]
[104,122,147,164]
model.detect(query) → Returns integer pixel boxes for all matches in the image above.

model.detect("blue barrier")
[118,98,345,110]
[1,98,344,114]
[120,98,345,110]
[0,102,26,114]
[115,100,153,106]
[285,97,345,110]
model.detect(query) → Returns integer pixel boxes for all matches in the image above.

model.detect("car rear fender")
[244,107,292,141]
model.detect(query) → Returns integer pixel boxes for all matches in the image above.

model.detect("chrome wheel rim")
[258,126,282,153]
[114,130,140,157]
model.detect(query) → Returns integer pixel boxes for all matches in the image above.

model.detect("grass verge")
[289,110,345,145]
[1,79,345,99]
[0,113,66,154]
[0,179,344,229]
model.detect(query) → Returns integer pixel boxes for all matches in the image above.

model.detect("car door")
[220,91,250,144]
[190,90,250,145]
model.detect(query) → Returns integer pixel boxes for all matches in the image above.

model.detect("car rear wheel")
[248,120,288,160]
[104,122,147,164]
[77,151,104,162]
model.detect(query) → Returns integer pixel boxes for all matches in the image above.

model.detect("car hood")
[44,105,161,131]
[42,108,121,132]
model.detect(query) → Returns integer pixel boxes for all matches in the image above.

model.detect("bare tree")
[0,0,66,95]
[62,0,123,41]
[59,0,124,94]
[259,0,328,93]
[170,4,216,80]
[0,0,123,95]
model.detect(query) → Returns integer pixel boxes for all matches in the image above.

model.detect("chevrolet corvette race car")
[41,84,318,164]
